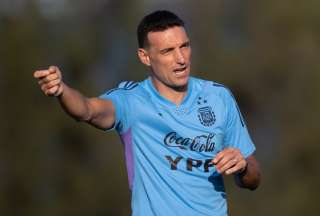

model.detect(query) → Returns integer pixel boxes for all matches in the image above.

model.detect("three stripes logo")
[106,81,138,95]
[120,81,138,90]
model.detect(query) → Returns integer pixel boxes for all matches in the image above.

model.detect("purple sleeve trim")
[120,128,134,189]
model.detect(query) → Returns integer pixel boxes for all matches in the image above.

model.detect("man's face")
[138,26,191,90]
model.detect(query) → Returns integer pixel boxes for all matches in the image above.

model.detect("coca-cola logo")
[163,132,216,153]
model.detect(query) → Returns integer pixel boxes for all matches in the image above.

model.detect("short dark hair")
[137,10,185,48]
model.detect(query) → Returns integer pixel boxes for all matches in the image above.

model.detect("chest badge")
[197,106,216,127]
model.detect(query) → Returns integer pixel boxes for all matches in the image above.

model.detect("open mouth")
[173,66,187,75]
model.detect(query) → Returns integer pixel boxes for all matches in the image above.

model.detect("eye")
[180,42,190,48]
[160,48,174,55]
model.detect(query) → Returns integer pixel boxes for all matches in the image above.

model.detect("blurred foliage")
[1,0,320,215]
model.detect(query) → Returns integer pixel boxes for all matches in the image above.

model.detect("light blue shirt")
[100,77,255,216]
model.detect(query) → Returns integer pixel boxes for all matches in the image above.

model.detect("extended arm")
[33,66,115,130]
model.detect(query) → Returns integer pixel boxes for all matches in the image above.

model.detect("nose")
[175,49,185,65]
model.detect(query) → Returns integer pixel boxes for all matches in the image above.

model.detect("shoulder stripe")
[213,82,245,127]
[105,88,119,95]
[212,82,227,88]
[124,81,133,88]
[126,82,139,90]
[106,81,139,95]
[126,81,138,89]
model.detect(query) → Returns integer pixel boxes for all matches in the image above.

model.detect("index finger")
[212,150,225,164]
[33,70,52,79]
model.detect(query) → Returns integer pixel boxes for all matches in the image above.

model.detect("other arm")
[213,148,261,190]
[234,155,261,190]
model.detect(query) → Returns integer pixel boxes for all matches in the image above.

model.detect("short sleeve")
[223,90,256,158]
[99,82,131,134]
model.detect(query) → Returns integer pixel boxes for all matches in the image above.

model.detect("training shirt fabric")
[99,77,255,216]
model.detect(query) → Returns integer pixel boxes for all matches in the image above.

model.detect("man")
[34,10,260,216]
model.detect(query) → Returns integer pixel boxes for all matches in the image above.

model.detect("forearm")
[57,82,92,122]
[34,66,115,129]
[234,156,261,190]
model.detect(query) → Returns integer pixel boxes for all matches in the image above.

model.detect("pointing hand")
[33,66,64,97]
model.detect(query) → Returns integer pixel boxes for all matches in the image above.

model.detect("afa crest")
[197,106,216,127]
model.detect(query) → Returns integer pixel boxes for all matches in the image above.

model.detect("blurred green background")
[1,0,320,215]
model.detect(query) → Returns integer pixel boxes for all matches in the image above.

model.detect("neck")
[151,77,188,106]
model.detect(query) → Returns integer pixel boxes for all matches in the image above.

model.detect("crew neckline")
[145,76,194,108]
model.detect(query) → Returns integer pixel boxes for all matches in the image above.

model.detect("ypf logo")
[197,106,216,127]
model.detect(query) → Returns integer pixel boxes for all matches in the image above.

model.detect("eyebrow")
[159,47,174,54]
[180,41,190,48]
[159,40,190,54]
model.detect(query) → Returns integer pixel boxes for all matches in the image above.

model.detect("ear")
[137,48,151,66]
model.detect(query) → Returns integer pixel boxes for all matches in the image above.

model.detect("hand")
[212,148,247,175]
[33,66,64,97]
